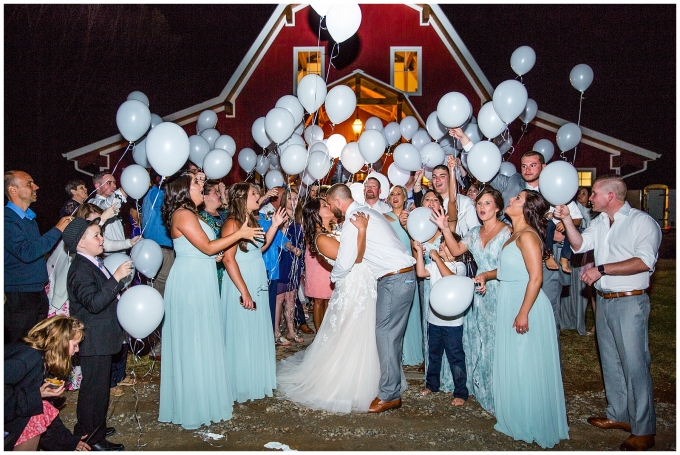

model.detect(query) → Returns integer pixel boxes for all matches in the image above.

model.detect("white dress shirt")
[365,199,392,214]
[444,194,480,237]
[330,201,416,283]
[572,202,661,292]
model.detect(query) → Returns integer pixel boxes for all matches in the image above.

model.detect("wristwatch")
[597,264,606,275]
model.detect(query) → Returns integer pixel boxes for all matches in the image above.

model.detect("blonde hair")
[23,316,84,378]
[595,175,627,201]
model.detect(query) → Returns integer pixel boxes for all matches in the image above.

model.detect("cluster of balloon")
[314,4,362,44]
[429,275,474,318]
[538,160,579,206]
[117,285,164,340]
[406,207,439,243]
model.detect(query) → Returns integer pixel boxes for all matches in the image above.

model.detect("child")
[414,235,469,406]
[62,217,133,451]
[544,212,573,273]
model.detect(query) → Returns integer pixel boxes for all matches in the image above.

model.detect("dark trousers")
[75,355,112,445]
[294,295,306,326]
[426,323,468,399]
[4,291,49,344]
[268,279,278,329]
[110,343,128,388]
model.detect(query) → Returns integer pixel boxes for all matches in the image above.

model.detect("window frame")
[390,46,422,96]
[576,168,597,187]
[293,46,325,95]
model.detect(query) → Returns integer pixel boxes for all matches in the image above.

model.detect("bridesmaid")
[158,173,264,429]
[383,185,423,366]
[199,180,229,291]
[221,183,288,403]
[488,190,568,448]
[432,187,510,415]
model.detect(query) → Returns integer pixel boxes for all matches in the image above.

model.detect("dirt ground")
[56,233,676,451]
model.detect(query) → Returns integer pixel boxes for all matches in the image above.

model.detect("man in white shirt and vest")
[554,175,660,451]
[326,183,416,413]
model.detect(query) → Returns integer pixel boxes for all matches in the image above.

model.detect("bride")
[276,198,383,413]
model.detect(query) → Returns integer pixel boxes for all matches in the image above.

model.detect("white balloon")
[387,162,410,186]
[310,3,331,17]
[200,128,220,149]
[127,91,149,107]
[103,253,135,288]
[238,148,257,173]
[265,107,295,144]
[294,121,305,136]
[340,142,364,174]
[467,141,502,183]
[383,121,401,146]
[463,121,483,145]
[214,135,236,156]
[307,150,333,180]
[268,153,280,169]
[301,170,316,185]
[131,239,163,278]
[411,129,432,151]
[188,135,211,167]
[203,149,233,179]
[349,182,365,204]
[406,207,438,243]
[297,74,327,114]
[117,285,164,340]
[436,92,472,128]
[280,143,308,175]
[120,164,150,200]
[393,143,422,172]
[132,136,150,168]
[538,160,579,206]
[510,46,537,77]
[519,98,538,124]
[116,100,151,142]
[570,63,594,92]
[308,140,329,156]
[429,275,474,318]
[477,102,506,139]
[364,116,384,132]
[358,129,386,164]
[325,85,357,124]
[426,111,448,141]
[196,110,218,134]
[556,123,582,152]
[327,134,347,159]
[326,3,362,43]
[420,142,445,168]
[304,124,325,145]
[150,113,163,129]
[255,155,270,176]
[146,122,190,177]
[400,116,419,141]
[252,117,271,149]
[280,133,305,153]
[264,169,284,189]
[533,139,555,162]
[275,94,305,126]
[499,161,517,177]
[492,79,529,124]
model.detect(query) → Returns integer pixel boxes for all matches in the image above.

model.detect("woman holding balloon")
[491,190,568,448]
[221,183,287,403]
[158,173,265,430]
[431,188,510,415]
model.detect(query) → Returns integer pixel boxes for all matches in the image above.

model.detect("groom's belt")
[379,266,415,280]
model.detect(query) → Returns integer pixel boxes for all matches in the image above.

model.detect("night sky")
[4,4,676,232]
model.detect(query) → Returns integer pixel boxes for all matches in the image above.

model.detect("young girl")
[414,235,470,406]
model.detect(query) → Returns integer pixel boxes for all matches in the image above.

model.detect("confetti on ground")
[265,441,297,451]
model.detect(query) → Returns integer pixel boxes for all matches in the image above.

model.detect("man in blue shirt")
[141,174,175,298]
[4,170,72,343]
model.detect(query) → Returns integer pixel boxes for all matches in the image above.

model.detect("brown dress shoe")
[587,416,632,432]
[298,323,314,334]
[620,434,655,451]
[367,397,402,413]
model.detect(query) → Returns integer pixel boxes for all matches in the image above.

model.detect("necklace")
[482,220,499,235]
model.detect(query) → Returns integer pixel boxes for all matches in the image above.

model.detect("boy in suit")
[63,217,132,451]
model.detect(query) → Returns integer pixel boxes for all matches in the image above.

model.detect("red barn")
[63,4,660,189]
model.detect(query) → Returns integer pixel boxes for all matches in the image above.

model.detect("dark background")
[4,4,675,232]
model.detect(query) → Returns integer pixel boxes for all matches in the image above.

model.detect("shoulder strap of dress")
[516,229,543,246]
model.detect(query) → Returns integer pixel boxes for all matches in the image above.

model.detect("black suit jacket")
[67,254,125,356]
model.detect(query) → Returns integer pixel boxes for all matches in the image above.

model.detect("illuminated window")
[391,47,422,95]
[577,169,596,187]
[294,47,325,94]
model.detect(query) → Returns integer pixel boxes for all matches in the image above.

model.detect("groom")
[326,184,416,413]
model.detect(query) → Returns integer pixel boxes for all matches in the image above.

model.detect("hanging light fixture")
[352,110,363,137]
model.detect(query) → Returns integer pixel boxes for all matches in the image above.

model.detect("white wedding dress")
[276,234,405,413]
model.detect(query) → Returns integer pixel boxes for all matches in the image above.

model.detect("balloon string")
[140,176,165,236]
[71,186,104,216]
[577,92,584,126]
[110,142,134,178]
[515,123,527,145]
